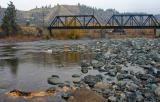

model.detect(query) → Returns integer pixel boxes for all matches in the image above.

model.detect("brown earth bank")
[68,88,106,102]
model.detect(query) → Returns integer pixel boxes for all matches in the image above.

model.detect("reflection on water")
[3,58,19,75]
[0,40,94,91]
[26,51,92,68]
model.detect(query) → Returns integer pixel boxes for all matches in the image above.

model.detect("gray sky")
[0,0,160,14]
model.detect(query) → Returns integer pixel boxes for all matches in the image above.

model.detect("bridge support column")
[154,29,156,37]
[49,29,52,36]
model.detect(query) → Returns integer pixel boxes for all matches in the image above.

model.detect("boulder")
[83,75,103,87]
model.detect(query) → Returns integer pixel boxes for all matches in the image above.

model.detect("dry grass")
[0,25,157,42]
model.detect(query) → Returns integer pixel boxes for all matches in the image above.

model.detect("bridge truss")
[48,14,160,34]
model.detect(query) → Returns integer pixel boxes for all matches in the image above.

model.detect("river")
[0,39,98,92]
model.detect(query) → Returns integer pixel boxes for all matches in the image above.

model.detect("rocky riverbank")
[3,38,160,102]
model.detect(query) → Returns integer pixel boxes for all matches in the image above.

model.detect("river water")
[0,40,98,92]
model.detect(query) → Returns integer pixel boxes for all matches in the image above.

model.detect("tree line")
[1,1,21,35]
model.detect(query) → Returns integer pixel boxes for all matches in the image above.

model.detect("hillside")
[0,4,119,26]
[1,4,160,26]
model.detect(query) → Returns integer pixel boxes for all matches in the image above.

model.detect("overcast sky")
[0,0,160,14]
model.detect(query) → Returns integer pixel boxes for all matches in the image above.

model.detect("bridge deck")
[48,26,160,29]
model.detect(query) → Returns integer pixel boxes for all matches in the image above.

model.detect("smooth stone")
[118,93,126,102]
[106,77,114,82]
[107,69,117,77]
[104,65,115,71]
[73,79,81,84]
[125,92,137,102]
[83,75,103,87]
[130,70,135,75]
[62,90,74,100]
[51,75,60,78]
[81,69,88,74]
[120,70,129,74]
[81,60,90,68]
[117,74,133,80]
[156,71,160,77]
[72,74,81,78]
[98,69,107,72]
[108,96,117,102]
[115,65,122,72]
[136,94,144,102]
[47,77,63,85]
[92,60,104,69]
[150,52,160,62]
[126,82,138,92]
[155,86,160,96]
[65,81,72,86]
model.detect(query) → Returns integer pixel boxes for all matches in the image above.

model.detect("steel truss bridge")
[48,14,160,34]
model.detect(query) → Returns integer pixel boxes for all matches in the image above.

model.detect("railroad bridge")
[48,14,160,35]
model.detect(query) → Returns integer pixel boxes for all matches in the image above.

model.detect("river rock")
[81,60,90,68]
[125,92,137,102]
[156,70,160,77]
[104,65,115,71]
[51,75,60,78]
[136,94,144,102]
[81,68,88,74]
[126,82,138,92]
[92,60,104,69]
[47,77,63,85]
[149,51,160,62]
[83,75,103,87]
[72,74,81,78]
[62,90,74,100]
[120,69,129,74]
[115,65,122,72]
[108,96,117,102]
[73,79,81,84]
[107,69,117,77]
[155,86,160,96]
[117,74,134,81]
[117,93,126,102]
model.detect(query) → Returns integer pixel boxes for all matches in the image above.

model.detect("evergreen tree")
[1,1,20,35]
